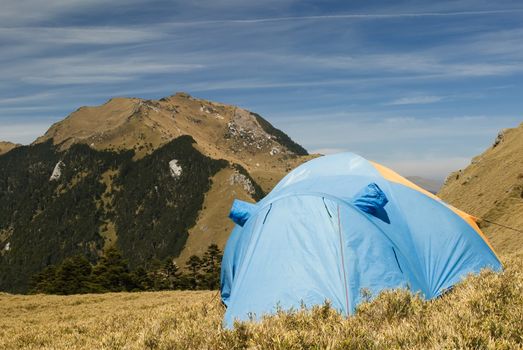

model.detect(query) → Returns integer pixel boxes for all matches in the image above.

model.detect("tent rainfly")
[220,153,501,328]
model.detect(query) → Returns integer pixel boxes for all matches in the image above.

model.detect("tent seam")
[337,204,350,316]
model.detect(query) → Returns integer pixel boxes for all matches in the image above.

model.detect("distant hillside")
[406,176,442,194]
[0,93,312,293]
[438,122,523,254]
[0,141,19,155]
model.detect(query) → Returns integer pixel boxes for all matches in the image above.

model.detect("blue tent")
[220,153,501,328]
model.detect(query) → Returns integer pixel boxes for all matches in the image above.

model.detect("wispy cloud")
[163,9,523,26]
[0,0,522,180]
[0,0,144,26]
[0,92,57,105]
[4,54,204,86]
[267,52,523,77]
[388,96,444,105]
[0,26,164,45]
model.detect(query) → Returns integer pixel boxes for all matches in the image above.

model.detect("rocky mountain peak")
[34,93,310,192]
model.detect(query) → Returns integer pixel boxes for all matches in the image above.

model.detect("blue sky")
[1,0,522,180]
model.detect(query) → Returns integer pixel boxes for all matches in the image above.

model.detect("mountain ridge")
[0,141,20,155]
[34,92,311,193]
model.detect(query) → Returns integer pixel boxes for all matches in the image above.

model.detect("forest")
[30,244,223,294]
[0,136,236,293]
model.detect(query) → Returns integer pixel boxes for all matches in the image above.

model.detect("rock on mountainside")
[438,122,523,254]
[0,93,312,293]
[0,141,20,155]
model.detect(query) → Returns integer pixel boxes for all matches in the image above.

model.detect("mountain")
[0,141,20,155]
[0,93,312,293]
[405,176,442,194]
[438,122,523,254]
[35,93,309,191]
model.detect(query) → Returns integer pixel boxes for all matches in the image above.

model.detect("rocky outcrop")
[169,159,182,178]
[49,161,65,181]
[229,171,255,195]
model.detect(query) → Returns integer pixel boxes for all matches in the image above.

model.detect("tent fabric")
[220,152,501,328]
[352,183,388,215]
[229,199,256,227]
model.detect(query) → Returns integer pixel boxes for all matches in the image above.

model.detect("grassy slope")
[175,166,254,267]
[2,250,522,350]
[0,141,20,155]
[438,122,523,254]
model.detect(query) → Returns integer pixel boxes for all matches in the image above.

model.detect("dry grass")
[2,251,522,349]
[438,122,523,255]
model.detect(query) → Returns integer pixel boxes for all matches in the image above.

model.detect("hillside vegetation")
[29,244,223,295]
[1,250,521,350]
[439,122,523,254]
[0,136,230,293]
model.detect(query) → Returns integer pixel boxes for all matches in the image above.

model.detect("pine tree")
[201,244,223,290]
[164,259,183,289]
[29,265,58,294]
[185,255,203,290]
[128,266,153,291]
[27,245,223,294]
[29,255,93,295]
[148,258,168,290]
[91,247,132,292]
[53,255,93,294]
